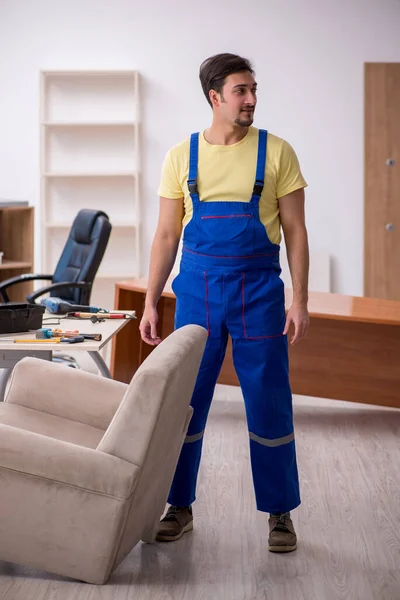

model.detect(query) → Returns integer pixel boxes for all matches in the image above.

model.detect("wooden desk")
[111,279,400,409]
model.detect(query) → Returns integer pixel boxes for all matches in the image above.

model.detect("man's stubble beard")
[234,114,254,127]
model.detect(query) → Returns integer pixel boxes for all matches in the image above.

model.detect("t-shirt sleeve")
[157,150,184,199]
[276,140,308,198]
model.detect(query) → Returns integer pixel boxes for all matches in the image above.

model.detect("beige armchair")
[0,324,207,584]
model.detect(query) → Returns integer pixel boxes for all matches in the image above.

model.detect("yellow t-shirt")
[157,126,307,245]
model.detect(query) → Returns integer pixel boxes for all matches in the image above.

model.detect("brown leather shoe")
[156,506,194,542]
[268,512,297,552]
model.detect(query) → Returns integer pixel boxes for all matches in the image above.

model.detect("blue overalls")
[168,130,300,514]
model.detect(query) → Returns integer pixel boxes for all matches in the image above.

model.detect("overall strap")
[187,132,200,204]
[251,129,268,202]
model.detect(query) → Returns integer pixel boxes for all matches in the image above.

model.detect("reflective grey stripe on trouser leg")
[249,432,295,447]
[184,430,205,444]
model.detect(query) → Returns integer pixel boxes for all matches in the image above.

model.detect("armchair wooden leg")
[140,490,172,544]
[141,520,160,544]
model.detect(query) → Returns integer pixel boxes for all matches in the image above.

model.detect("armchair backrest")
[97,324,207,466]
[97,324,207,564]
[52,209,112,305]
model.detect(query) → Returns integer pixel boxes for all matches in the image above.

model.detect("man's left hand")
[283,302,310,345]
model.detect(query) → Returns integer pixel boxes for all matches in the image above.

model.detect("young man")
[139,53,309,553]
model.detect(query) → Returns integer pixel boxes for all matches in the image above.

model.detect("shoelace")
[163,506,188,522]
[273,513,290,532]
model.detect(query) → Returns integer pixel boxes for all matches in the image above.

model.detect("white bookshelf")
[40,70,140,310]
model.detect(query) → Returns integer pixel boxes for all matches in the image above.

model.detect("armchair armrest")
[0,424,137,499]
[6,357,128,430]
[0,274,52,303]
[27,281,91,304]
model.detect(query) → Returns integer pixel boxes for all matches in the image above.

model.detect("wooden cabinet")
[0,207,34,301]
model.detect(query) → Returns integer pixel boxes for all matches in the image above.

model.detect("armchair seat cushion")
[0,403,105,449]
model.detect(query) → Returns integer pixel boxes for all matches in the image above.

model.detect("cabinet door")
[364,63,400,300]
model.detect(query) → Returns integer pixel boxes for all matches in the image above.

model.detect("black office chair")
[0,209,112,305]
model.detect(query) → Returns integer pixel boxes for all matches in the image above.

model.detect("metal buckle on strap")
[188,180,198,195]
[253,181,264,196]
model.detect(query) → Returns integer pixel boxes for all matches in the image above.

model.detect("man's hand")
[283,302,309,345]
[139,306,162,346]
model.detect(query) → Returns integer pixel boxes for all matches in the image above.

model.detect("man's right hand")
[139,306,162,346]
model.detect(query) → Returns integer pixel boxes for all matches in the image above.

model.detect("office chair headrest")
[72,209,109,244]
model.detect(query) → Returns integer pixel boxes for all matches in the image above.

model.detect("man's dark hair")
[199,53,254,107]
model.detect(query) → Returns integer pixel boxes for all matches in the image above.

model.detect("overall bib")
[168,130,300,514]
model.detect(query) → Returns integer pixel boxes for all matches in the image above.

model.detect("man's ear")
[209,89,219,108]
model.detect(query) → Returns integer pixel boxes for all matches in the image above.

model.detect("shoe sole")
[156,520,194,542]
[268,543,297,553]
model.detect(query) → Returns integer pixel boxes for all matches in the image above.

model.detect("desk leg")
[88,352,112,379]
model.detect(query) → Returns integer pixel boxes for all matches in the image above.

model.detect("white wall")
[1,0,400,295]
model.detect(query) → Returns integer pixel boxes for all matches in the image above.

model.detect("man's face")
[212,71,257,127]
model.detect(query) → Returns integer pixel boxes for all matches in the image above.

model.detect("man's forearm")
[284,226,309,305]
[145,233,180,308]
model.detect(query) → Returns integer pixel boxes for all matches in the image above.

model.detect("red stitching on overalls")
[200,214,252,219]
[204,271,210,336]
[241,272,283,340]
[184,247,279,259]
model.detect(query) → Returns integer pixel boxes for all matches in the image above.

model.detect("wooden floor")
[1,385,399,600]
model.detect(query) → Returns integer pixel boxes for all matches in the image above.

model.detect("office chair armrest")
[27,281,92,303]
[0,274,53,303]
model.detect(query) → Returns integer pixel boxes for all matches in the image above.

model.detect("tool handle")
[14,338,61,344]
[36,328,80,339]
[60,335,85,344]
[54,330,80,338]
[71,312,126,319]
[82,333,102,341]
[36,328,53,339]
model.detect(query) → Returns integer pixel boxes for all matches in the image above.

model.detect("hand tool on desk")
[36,328,102,341]
[0,338,61,344]
[36,328,79,339]
[41,298,106,315]
[69,312,127,319]
[60,335,85,344]
[1,336,84,344]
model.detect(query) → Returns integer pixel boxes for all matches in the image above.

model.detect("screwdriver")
[36,328,102,341]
